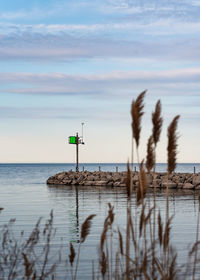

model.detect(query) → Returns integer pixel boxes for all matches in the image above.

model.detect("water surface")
[0,163,200,278]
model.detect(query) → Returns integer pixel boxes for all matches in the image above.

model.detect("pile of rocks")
[46,170,200,190]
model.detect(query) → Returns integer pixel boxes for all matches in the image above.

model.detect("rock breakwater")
[47,170,200,190]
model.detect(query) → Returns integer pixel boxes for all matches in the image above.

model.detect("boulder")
[149,183,160,188]
[57,172,67,180]
[193,175,200,186]
[93,181,108,186]
[173,175,184,184]
[177,183,183,189]
[62,179,72,185]
[161,181,177,189]
[186,177,193,184]
[71,180,78,185]
[146,174,153,185]
[112,175,121,182]
[183,183,194,189]
[113,182,121,187]
[132,175,139,183]
[87,175,95,181]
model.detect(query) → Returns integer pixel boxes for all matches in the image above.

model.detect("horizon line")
[0,162,199,165]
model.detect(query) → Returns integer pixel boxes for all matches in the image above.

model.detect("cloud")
[1,18,200,36]
[1,68,200,83]
[0,68,200,97]
[0,105,129,121]
[0,30,200,63]
[106,0,200,19]
[0,0,107,22]
[0,106,94,119]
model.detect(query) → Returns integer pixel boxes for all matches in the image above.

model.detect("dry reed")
[126,161,132,199]
[137,161,148,205]
[131,90,146,148]
[69,242,76,266]
[167,115,180,174]
[146,135,155,173]
[81,214,96,243]
[152,100,163,147]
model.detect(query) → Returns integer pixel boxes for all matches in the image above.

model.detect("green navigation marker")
[69,136,76,144]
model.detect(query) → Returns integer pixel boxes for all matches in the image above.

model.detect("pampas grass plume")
[167,115,180,174]
[146,135,155,173]
[69,242,76,266]
[81,214,96,243]
[152,100,163,146]
[131,90,146,147]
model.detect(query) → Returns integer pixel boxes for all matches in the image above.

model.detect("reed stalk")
[192,194,200,280]
[74,214,96,280]
[167,115,180,221]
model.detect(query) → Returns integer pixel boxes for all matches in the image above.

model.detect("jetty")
[47,170,200,190]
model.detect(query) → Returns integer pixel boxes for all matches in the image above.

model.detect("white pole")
[81,122,84,140]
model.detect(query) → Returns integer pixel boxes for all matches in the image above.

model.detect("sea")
[0,163,200,279]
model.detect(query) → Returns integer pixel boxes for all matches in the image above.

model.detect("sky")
[0,0,200,163]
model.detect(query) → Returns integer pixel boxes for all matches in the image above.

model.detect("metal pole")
[76,132,79,172]
[81,122,84,139]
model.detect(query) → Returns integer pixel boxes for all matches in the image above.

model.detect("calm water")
[0,163,200,279]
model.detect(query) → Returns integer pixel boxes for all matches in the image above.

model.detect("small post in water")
[82,166,84,172]
[99,166,101,172]
[134,166,136,172]
[194,166,196,174]
[116,166,118,172]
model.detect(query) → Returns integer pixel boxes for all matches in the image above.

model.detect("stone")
[106,175,113,182]
[149,183,160,188]
[161,175,168,182]
[177,183,183,189]
[161,181,177,189]
[173,175,184,184]
[193,175,200,186]
[112,175,120,182]
[186,177,193,184]
[183,183,194,189]
[76,175,85,183]
[113,182,121,187]
[56,172,67,180]
[71,180,77,185]
[156,179,161,187]
[146,174,153,185]
[93,181,108,186]
[62,179,72,185]
[132,175,139,183]
[86,175,95,181]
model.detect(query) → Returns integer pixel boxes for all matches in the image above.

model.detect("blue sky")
[0,0,199,163]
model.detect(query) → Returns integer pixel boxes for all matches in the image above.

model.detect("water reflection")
[75,186,80,243]
[46,184,200,276]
